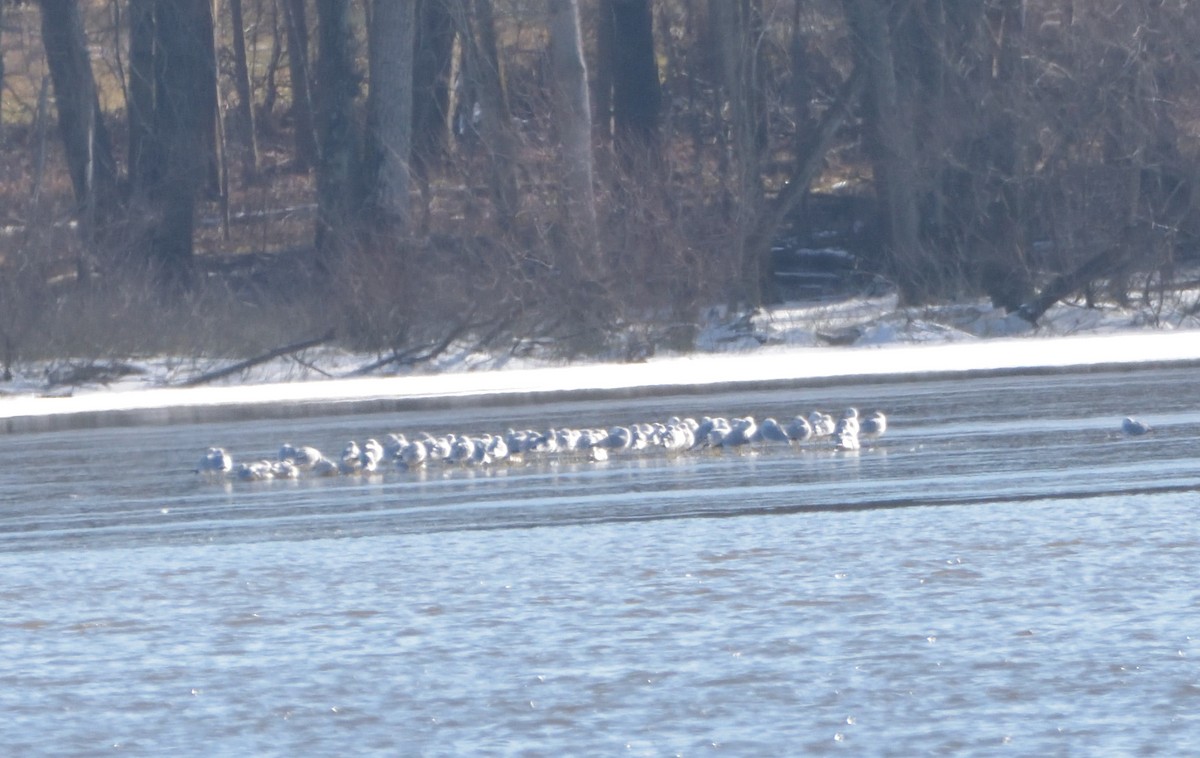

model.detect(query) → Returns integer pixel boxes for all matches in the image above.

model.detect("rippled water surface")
[3,367,1200,755]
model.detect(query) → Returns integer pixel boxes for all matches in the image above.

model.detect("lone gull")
[196,447,232,475]
[1122,417,1152,436]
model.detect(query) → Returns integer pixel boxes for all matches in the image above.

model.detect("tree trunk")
[261,0,282,124]
[844,0,925,305]
[712,0,767,306]
[607,0,661,154]
[229,0,260,177]
[127,0,156,196]
[975,0,1033,310]
[594,0,614,143]
[0,3,6,141]
[314,0,362,266]
[411,0,455,183]
[194,1,222,199]
[38,0,120,239]
[465,0,521,233]
[283,0,319,171]
[547,0,600,272]
[364,0,416,232]
[148,0,217,290]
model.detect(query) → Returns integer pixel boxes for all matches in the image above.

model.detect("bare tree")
[229,0,260,176]
[463,0,521,233]
[364,0,416,232]
[283,0,319,171]
[711,0,767,305]
[147,0,219,290]
[127,0,156,196]
[600,0,661,155]
[38,0,120,243]
[411,0,455,186]
[843,0,924,305]
[313,0,362,266]
[547,0,600,270]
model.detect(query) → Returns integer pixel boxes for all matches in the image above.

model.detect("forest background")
[3,0,1199,383]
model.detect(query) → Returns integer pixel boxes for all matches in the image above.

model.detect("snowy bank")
[3,329,1200,431]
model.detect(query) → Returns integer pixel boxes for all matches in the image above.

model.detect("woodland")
[2,1,1199,379]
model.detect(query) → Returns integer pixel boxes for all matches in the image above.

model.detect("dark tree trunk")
[314,0,362,266]
[843,0,925,305]
[261,0,283,124]
[283,0,319,171]
[594,0,615,142]
[127,0,157,196]
[606,0,661,153]
[465,0,521,234]
[411,0,455,182]
[548,0,600,270]
[712,0,767,305]
[974,0,1033,310]
[148,0,218,290]
[0,3,6,141]
[38,0,120,236]
[229,0,260,177]
[364,0,416,232]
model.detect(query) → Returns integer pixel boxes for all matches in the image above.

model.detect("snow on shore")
[2,296,1199,422]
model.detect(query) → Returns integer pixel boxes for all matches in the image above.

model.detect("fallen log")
[181,328,336,387]
[1017,245,1127,325]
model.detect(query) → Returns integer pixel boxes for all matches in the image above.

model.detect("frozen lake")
[2,365,1200,754]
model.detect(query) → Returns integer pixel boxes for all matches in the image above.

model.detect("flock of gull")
[195,408,889,482]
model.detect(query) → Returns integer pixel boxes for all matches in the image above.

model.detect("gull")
[383,434,408,460]
[339,441,363,475]
[860,411,887,437]
[271,460,300,479]
[605,426,632,451]
[1122,417,1152,436]
[312,458,341,477]
[834,430,861,452]
[664,421,695,452]
[809,411,836,438]
[554,428,580,453]
[785,415,813,442]
[692,417,717,448]
[399,440,428,469]
[705,423,730,448]
[235,460,275,481]
[469,437,492,466]
[485,434,510,463]
[447,435,475,465]
[280,444,323,469]
[758,418,791,444]
[579,428,608,450]
[428,436,453,462]
[196,447,233,475]
[629,425,651,451]
[720,417,757,448]
[533,430,560,455]
[361,438,384,465]
[835,408,860,437]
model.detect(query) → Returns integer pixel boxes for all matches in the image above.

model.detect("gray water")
[2,366,1200,755]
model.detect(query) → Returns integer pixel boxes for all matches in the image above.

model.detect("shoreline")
[3,330,1199,433]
